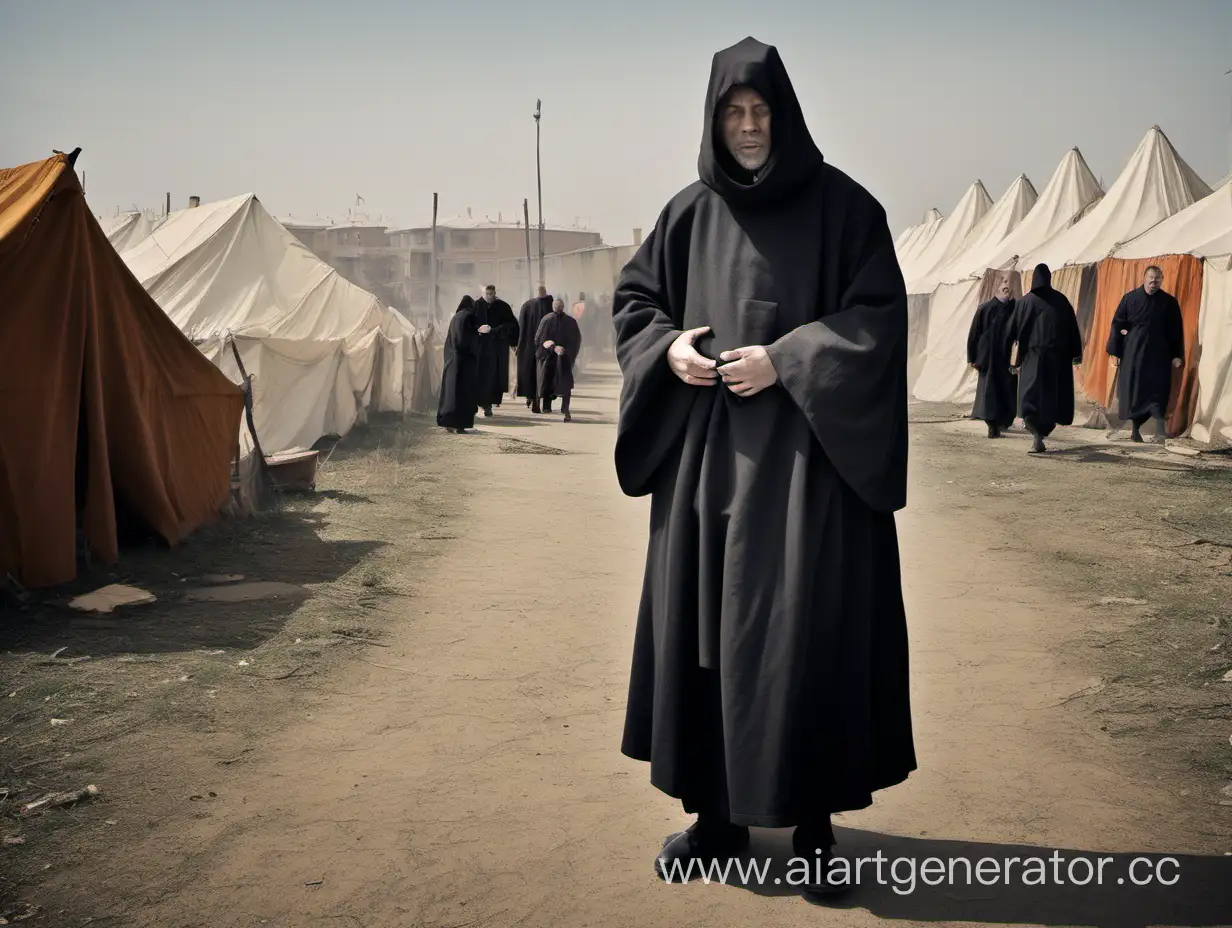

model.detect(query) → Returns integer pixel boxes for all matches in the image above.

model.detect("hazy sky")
[3,0,1229,242]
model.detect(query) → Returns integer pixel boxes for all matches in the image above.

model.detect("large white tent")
[1114,178,1232,260]
[911,148,1104,403]
[1113,180,1232,445]
[904,182,992,291]
[964,148,1104,275]
[99,209,165,253]
[119,193,429,457]
[913,174,1039,293]
[1023,126,1211,270]
[1188,255,1232,444]
[895,207,944,277]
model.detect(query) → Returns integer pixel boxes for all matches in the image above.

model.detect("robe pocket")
[736,299,779,347]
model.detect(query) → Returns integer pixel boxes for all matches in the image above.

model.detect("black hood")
[698,37,824,207]
[1030,263,1052,292]
[456,295,475,313]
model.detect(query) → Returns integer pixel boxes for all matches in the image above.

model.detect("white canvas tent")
[119,193,429,457]
[99,209,165,253]
[1189,255,1232,444]
[905,181,992,291]
[1023,126,1211,270]
[895,207,944,277]
[895,207,943,256]
[958,148,1104,276]
[911,148,1104,403]
[915,174,1039,292]
[1113,178,1232,260]
[1114,180,1232,445]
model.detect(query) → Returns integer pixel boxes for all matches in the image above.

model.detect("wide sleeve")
[1003,301,1023,366]
[1165,295,1185,361]
[967,303,986,367]
[496,305,519,348]
[1106,295,1129,358]
[612,205,697,498]
[534,315,553,361]
[763,201,908,513]
[1065,297,1083,362]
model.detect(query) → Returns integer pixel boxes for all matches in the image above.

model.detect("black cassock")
[613,37,915,826]
[436,304,479,430]
[472,299,518,407]
[516,295,553,398]
[534,311,582,398]
[1003,264,1083,437]
[1106,286,1184,422]
[966,297,1018,427]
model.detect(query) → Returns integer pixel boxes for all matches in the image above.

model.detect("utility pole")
[430,192,439,328]
[534,99,544,287]
[523,198,534,300]
[1226,69,1232,179]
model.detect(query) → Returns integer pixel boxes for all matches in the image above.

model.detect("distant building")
[279,216,333,259]
[387,214,603,312]
[276,209,607,318]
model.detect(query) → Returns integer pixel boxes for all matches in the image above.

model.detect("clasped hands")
[667,326,777,397]
[543,340,565,356]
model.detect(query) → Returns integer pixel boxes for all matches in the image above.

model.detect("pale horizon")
[3,0,1229,244]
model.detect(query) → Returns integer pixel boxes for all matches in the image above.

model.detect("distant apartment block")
[279,210,605,314]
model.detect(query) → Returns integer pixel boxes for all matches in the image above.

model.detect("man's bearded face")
[721,86,772,172]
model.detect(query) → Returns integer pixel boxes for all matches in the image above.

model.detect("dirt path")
[13,366,1232,927]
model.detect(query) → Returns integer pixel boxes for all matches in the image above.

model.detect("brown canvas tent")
[0,153,244,588]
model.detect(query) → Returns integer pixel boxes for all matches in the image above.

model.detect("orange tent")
[0,153,244,588]
[1080,255,1204,435]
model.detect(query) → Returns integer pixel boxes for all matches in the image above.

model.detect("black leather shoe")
[654,822,749,882]
[790,839,850,898]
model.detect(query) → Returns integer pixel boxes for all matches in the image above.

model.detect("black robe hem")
[620,749,917,825]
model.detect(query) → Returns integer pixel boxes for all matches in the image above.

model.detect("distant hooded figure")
[1106,266,1184,444]
[612,37,914,893]
[1004,264,1083,453]
[966,278,1018,436]
[436,296,480,433]
[516,286,554,406]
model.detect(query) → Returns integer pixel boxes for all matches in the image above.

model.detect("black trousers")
[542,393,570,414]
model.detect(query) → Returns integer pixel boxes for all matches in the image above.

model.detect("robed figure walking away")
[1004,264,1083,454]
[612,37,915,894]
[436,296,480,434]
[516,287,554,407]
[534,298,582,420]
[473,286,519,416]
[966,278,1018,437]
[1106,266,1184,444]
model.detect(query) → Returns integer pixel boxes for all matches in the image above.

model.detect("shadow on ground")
[0,504,384,657]
[693,828,1232,927]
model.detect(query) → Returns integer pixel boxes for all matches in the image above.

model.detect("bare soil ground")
[2,368,1230,927]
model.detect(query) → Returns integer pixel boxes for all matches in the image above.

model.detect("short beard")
[730,148,769,173]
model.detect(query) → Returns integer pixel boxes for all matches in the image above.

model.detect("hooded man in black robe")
[516,286,554,407]
[534,298,582,420]
[473,285,519,415]
[612,37,915,892]
[1004,264,1083,454]
[1107,266,1184,444]
[436,296,480,433]
[966,277,1018,437]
